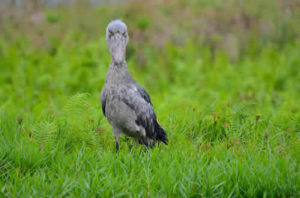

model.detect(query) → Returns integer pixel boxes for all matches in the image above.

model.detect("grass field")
[0,1,300,197]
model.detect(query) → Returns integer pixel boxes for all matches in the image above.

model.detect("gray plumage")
[101,20,168,151]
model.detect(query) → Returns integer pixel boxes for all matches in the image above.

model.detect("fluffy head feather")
[106,19,129,44]
[106,19,129,63]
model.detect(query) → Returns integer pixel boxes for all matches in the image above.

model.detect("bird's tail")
[155,121,168,145]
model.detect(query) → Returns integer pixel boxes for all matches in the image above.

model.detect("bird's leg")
[113,127,121,152]
[115,135,119,152]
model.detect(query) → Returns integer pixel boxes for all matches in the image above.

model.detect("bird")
[100,19,168,151]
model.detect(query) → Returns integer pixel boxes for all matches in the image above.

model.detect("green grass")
[0,4,300,197]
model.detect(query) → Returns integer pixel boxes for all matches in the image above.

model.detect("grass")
[0,1,300,197]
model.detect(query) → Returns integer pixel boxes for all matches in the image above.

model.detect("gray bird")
[101,20,168,151]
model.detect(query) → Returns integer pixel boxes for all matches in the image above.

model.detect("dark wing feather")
[101,98,106,116]
[134,82,152,105]
[100,88,107,116]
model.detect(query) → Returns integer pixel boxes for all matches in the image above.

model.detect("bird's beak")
[110,34,126,63]
[112,45,125,63]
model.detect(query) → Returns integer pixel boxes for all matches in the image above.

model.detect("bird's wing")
[100,86,107,116]
[119,84,158,139]
[134,82,153,105]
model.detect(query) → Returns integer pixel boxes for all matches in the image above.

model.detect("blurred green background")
[0,0,299,197]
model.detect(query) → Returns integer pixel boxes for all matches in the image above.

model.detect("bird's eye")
[109,30,114,38]
[122,32,127,37]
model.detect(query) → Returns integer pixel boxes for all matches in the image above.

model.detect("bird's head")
[106,19,129,63]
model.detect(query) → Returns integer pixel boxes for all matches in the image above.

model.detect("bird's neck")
[107,60,132,84]
[111,59,126,67]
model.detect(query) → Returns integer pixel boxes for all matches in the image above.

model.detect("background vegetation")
[0,0,299,197]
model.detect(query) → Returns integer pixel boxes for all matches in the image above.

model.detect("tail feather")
[155,121,168,145]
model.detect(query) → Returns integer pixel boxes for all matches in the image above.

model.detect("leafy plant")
[32,121,58,151]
